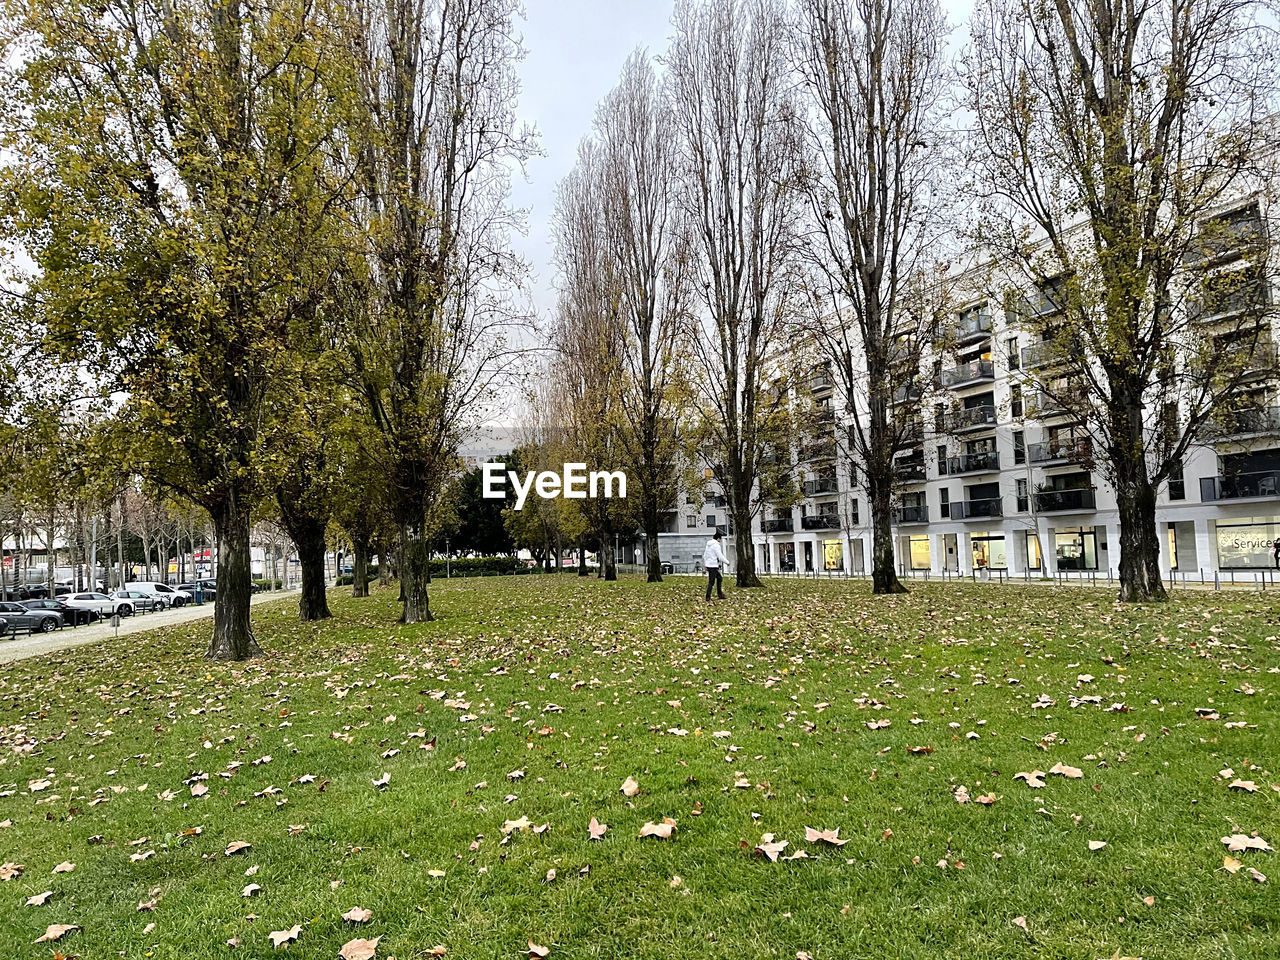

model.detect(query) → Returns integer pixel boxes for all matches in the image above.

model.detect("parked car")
[0,616,7,636]
[21,598,99,626]
[126,581,192,608]
[112,590,164,613]
[0,601,63,633]
[179,579,217,600]
[64,591,134,617]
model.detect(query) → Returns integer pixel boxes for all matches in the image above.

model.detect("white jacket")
[703,538,728,569]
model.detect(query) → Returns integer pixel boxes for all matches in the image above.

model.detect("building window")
[1055,527,1099,571]
[1167,523,1179,571]
[1025,532,1043,570]
[1013,430,1026,465]
[1007,338,1020,371]
[971,533,1007,570]
[1168,460,1185,500]
[939,487,950,518]
[1011,385,1023,419]
[687,515,697,527]
[706,515,716,528]
[936,444,948,475]
[1015,478,1029,512]
[1214,520,1280,569]
[909,536,931,570]
[850,498,860,525]
[823,540,844,571]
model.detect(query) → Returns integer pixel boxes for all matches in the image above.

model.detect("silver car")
[0,601,63,633]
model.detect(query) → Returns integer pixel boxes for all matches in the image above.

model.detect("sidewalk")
[0,589,299,664]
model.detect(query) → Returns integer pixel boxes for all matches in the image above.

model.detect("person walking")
[1272,536,1280,570]
[704,530,728,601]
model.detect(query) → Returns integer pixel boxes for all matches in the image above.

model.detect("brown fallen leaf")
[1,862,25,881]
[588,817,608,841]
[26,890,54,906]
[1012,916,1028,931]
[621,777,640,797]
[905,745,933,754]
[1248,867,1267,883]
[339,936,380,960]
[34,924,79,943]
[242,884,262,898]
[639,818,677,839]
[502,816,533,835]
[191,782,209,797]
[804,826,849,846]
[527,940,550,958]
[52,861,75,874]
[269,924,302,948]
[225,841,252,856]
[954,786,971,804]
[1222,833,1273,853]
[342,907,372,924]
[754,833,788,862]
[1014,770,1047,788]
[975,792,999,805]
[1228,779,1259,793]
[1089,840,1108,852]
[1049,762,1084,779]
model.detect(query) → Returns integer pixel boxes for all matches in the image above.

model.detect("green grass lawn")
[1,575,1277,959]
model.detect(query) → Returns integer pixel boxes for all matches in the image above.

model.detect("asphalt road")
[0,589,299,664]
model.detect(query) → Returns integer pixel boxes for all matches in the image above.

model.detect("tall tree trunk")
[643,497,663,583]
[868,467,905,594]
[207,497,261,661]
[277,494,332,621]
[727,481,761,588]
[1114,461,1167,602]
[601,519,617,581]
[352,536,371,598]
[398,514,433,623]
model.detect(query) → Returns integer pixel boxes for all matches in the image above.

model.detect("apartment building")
[751,200,1280,580]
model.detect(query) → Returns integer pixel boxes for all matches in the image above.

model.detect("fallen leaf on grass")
[269,924,302,948]
[754,834,788,861]
[1229,779,1259,793]
[1222,834,1273,853]
[242,884,261,898]
[52,861,74,874]
[1049,762,1084,779]
[340,938,380,960]
[26,890,53,906]
[527,940,550,958]
[1089,840,1108,852]
[804,827,849,846]
[905,745,933,754]
[2,862,25,880]
[588,817,608,840]
[502,816,533,835]
[1012,916,1028,932]
[639,819,677,839]
[1248,867,1267,883]
[1223,856,1244,873]
[34,924,78,943]
[1014,770,1047,788]
[342,908,372,924]
[225,841,252,856]
[191,782,208,797]
[621,777,640,797]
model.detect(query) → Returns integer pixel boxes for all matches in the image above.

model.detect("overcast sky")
[508,0,976,324]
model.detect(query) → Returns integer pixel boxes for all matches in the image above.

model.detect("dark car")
[22,598,98,626]
[0,616,7,636]
[0,601,63,633]
[179,580,217,600]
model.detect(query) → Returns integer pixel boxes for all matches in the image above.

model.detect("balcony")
[1200,469,1280,502]
[948,497,1003,520]
[803,441,838,463]
[943,451,1000,475]
[802,514,842,531]
[810,367,833,392]
[1033,487,1097,512]
[954,310,994,345]
[941,359,996,389]
[1021,337,1080,370]
[803,477,839,496]
[1028,438,1092,464]
[893,504,928,524]
[894,458,927,483]
[1214,405,1280,438]
[944,404,998,433]
[1217,338,1278,375]
[892,383,923,405]
[761,517,794,533]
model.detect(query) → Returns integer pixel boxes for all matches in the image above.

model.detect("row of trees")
[546,0,1279,601]
[0,0,536,657]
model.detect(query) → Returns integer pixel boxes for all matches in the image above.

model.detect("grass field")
[0,574,1277,959]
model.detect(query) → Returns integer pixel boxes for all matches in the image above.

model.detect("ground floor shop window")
[971,532,1007,570]
[1215,518,1280,569]
[1055,527,1098,571]
[1025,532,1043,571]
[778,542,795,572]
[908,536,930,570]
[823,540,844,571]
[1167,524,1178,571]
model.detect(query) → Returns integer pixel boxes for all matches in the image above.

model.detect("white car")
[64,592,134,616]
[126,582,192,608]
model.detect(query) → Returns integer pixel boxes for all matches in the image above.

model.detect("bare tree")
[794,0,953,594]
[964,0,1279,600]
[668,0,803,587]
[341,0,537,622]
[596,51,693,583]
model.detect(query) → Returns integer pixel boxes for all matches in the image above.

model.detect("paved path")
[0,589,299,664]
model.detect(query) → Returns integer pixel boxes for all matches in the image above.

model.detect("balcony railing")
[948,497,1003,520]
[1200,470,1280,501]
[1217,338,1278,373]
[894,459,927,483]
[941,359,996,389]
[954,311,993,344]
[1033,487,1097,512]
[810,368,833,391]
[1021,338,1080,370]
[761,517,794,533]
[802,514,842,531]
[803,477,839,496]
[1214,405,1280,438]
[943,451,1000,475]
[944,404,998,433]
[893,504,928,523]
[892,383,923,404]
[1028,438,1092,464]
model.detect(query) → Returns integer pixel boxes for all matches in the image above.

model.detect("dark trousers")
[705,567,724,600]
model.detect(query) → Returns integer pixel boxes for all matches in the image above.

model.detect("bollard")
[1214,571,1220,591]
